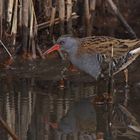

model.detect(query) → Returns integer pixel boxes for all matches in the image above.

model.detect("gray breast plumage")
[70,53,102,79]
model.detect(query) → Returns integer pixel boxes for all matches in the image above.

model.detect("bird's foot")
[58,78,65,89]
[93,93,113,105]
[103,92,113,104]
[124,69,129,88]
[68,64,79,72]
[93,95,107,105]
[125,83,129,89]
[106,96,113,104]
[96,132,104,140]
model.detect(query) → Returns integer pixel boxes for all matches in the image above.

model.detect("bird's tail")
[113,39,140,75]
[126,39,140,55]
[129,47,140,55]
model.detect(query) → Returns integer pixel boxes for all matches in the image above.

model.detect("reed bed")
[0,0,138,59]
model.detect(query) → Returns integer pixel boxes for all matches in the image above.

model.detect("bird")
[44,35,140,83]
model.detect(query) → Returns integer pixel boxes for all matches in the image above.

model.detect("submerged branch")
[0,116,19,140]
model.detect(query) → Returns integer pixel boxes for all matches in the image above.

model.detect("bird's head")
[46,35,79,55]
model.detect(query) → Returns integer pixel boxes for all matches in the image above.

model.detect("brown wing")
[77,36,140,59]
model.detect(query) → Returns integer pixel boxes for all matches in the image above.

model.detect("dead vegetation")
[0,0,140,62]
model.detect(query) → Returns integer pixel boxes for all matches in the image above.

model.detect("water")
[0,60,140,140]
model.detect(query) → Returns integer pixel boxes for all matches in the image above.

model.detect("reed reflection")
[0,77,140,140]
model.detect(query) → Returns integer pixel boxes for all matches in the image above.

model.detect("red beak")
[44,44,60,55]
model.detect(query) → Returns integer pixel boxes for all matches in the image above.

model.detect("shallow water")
[0,59,140,140]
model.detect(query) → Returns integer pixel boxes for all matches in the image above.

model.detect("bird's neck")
[68,48,78,58]
[67,46,79,58]
[66,39,80,58]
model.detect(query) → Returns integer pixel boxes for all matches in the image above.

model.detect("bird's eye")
[59,41,65,45]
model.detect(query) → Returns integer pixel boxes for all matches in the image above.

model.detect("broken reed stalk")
[59,0,65,34]
[7,0,14,28]
[11,0,18,45]
[18,0,22,31]
[32,0,42,59]
[44,0,51,19]
[84,0,91,36]
[22,0,29,54]
[38,12,78,30]
[0,116,19,140]
[28,0,33,53]
[31,38,36,59]
[49,6,56,26]
[106,0,137,39]
[29,0,36,59]
[66,0,72,34]
[90,0,96,11]
[0,0,3,39]
[49,1,57,34]
[89,0,96,34]
[30,0,43,59]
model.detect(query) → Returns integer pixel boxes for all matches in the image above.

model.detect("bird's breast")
[69,53,102,79]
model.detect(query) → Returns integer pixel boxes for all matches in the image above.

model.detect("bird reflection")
[47,99,98,140]
[58,99,96,134]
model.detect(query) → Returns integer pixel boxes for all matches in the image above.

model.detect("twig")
[118,104,136,122]
[106,0,137,39]
[0,40,13,59]
[113,54,138,75]
[37,13,78,30]
[36,45,45,59]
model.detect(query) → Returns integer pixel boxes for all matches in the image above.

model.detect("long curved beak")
[43,44,60,55]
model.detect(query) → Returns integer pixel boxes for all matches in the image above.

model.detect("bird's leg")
[107,76,111,95]
[124,68,129,88]
[58,67,68,89]
[94,78,108,105]
[123,87,129,107]
[107,74,114,94]
[107,75,114,103]
[107,61,114,103]
[94,87,105,105]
